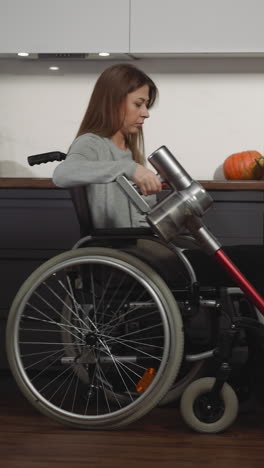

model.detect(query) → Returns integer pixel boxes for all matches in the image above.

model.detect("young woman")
[53,63,162,229]
[53,63,264,296]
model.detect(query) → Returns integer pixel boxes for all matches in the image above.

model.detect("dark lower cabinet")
[0,187,80,369]
[159,188,264,246]
[203,190,264,245]
[0,185,263,368]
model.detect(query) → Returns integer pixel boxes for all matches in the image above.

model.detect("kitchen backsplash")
[1,57,264,180]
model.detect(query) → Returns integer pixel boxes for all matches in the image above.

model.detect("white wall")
[1,57,264,180]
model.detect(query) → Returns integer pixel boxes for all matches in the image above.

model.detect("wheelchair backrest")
[69,186,94,237]
[28,151,95,237]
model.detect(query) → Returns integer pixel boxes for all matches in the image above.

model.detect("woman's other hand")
[132,165,162,196]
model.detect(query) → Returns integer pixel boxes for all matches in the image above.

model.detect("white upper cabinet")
[2,0,263,56]
[0,0,130,53]
[130,0,264,55]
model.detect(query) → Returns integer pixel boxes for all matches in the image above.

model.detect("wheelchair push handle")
[27,151,66,166]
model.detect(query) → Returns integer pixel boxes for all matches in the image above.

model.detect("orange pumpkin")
[223,150,264,180]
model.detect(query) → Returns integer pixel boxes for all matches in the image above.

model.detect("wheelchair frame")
[5,145,264,433]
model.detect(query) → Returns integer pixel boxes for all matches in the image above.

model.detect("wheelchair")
[6,146,264,433]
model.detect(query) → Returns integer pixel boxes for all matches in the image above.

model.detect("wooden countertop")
[0,178,56,188]
[199,180,264,190]
[1,178,264,190]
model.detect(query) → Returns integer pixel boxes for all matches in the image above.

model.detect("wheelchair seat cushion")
[123,238,189,287]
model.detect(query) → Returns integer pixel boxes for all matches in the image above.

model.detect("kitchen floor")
[1,370,264,468]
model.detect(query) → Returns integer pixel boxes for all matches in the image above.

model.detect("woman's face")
[120,85,150,136]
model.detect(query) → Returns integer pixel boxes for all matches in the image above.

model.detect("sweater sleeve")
[53,136,137,188]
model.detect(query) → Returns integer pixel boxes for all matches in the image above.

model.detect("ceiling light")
[98,52,110,57]
[17,52,29,57]
[49,66,59,71]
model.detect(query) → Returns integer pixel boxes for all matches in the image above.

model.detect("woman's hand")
[132,164,162,196]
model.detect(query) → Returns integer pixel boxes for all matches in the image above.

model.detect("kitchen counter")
[1,178,264,190]
[0,178,56,188]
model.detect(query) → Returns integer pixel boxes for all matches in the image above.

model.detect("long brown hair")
[76,63,158,164]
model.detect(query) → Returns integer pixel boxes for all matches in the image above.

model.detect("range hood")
[0,53,137,61]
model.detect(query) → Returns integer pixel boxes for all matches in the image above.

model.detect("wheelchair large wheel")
[157,246,207,406]
[160,358,205,405]
[6,247,184,429]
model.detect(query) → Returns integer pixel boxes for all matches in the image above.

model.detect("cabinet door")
[0,0,129,53]
[0,189,80,249]
[204,202,263,245]
[130,0,264,54]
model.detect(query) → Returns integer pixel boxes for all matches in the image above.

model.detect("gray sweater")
[53,133,155,228]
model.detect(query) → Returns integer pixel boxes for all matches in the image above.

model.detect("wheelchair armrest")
[116,176,151,214]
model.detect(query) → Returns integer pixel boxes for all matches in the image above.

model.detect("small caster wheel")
[180,377,239,433]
